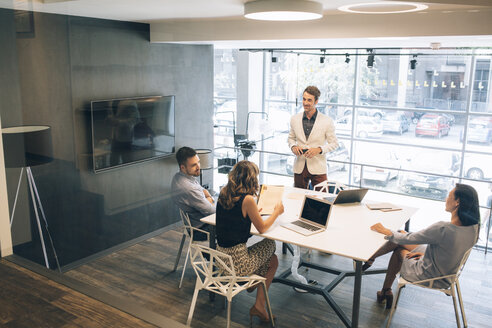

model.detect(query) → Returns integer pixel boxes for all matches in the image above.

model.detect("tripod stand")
[10,167,61,272]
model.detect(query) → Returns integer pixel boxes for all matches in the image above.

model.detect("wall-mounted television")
[90,95,175,173]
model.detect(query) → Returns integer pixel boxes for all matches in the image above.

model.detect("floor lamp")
[196,149,213,187]
[2,125,60,271]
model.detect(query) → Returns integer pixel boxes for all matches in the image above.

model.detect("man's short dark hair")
[176,146,196,167]
[304,86,321,101]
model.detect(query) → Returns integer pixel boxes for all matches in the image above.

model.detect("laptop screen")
[300,197,332,226]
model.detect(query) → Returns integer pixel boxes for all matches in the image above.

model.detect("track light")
[345,53,350,64]
[271,50,277,63]
[410,55,417,69]
[366,49,375,68]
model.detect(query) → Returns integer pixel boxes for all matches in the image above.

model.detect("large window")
[214,48,492,248]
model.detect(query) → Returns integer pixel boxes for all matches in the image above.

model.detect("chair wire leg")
[179,238,192,288]
[262,281,275,327]
[173,234,187,272]
[451,286,462,328]
[226,299,231,328]
[386,285,403,328]
[456,280,467,327]
[186,280,200,326]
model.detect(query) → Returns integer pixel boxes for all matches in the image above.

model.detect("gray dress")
[387,221,478,288]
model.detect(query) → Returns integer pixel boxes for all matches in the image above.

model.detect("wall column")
[0,117,13,257]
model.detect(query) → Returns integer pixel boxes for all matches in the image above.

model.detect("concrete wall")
[0,9,214,266]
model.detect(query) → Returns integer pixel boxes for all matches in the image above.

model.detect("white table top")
[202,186,418,262]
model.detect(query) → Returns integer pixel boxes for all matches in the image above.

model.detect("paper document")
[366,203,402,212]
[257,185,284,215]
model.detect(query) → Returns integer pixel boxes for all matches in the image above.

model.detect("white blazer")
[287,111,338,175]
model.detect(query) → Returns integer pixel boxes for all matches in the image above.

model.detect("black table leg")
[351,260,362,328]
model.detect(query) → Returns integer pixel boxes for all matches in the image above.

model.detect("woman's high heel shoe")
[376,288,394,309]
[249,306,274,326]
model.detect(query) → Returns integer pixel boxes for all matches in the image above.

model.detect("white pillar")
[0,118,13,257]
[236,51,264,136]
[397,51,409,108]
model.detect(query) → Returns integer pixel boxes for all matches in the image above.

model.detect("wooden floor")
[0,260,155,328]
[3,227,492,327]
[58,228,491,328]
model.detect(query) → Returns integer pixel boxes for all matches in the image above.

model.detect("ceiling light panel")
[338,2,428,14]
[244,0,323,21]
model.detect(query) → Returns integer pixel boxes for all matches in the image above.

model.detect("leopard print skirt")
[217,238,275,277]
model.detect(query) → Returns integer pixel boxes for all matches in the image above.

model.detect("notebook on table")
[257,185,284,215]
[281,196,333,236]
[323,188,369,204]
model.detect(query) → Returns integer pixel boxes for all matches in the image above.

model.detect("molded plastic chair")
[172,209,210,288]
[313,180,346,195]
[186,244,275,328]
[386,247,473,328]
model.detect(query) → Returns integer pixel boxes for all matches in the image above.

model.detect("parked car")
[411,111,426,124]
[463,153,492,180]
[399,152,457,200]
[286,141,349,175]
[343,108,385,120]
[353,151,401,186]
[336,115,383,138]
[415,114,450,138]
[382,112,409,135]
[460,117,492,144]
[441,113,456,126]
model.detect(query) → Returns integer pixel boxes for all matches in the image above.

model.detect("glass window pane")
[463,115,492,148]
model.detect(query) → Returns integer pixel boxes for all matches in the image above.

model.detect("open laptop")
[281,196,332,236]
[323,188,369,204]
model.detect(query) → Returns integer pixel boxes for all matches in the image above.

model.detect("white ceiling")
[2,0,488,22]
[2,0,492,48]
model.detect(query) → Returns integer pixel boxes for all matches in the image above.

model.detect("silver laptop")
[323,188,369,204]
[281,196,333,236]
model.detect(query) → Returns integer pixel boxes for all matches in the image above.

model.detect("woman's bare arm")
[243,195,284,234]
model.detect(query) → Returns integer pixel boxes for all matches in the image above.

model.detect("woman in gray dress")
[368,183,480,309]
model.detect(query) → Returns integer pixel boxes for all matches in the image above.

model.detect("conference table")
[201,186,418,328]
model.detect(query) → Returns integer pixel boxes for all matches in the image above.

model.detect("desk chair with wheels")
[386,247,473,328]
[186,244,275,328]
[172,209,210,288]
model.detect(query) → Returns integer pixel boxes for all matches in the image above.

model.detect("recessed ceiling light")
[244,0,323,21]
[338,2,427,14]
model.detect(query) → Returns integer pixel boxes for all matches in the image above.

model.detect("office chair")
[186,244,275,328]
[313,180,346,195]
[386,247,473,328]
[172,209,210,288]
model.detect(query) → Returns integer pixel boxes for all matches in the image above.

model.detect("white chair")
[172,209,210,288]
[313,180,346,195]
[186,244,275,328]
[386,248,473,328]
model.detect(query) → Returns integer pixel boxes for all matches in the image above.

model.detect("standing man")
[171,147,215,239]
[288,86,338,189]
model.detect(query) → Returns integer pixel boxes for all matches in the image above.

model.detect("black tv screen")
[90,95,175,172]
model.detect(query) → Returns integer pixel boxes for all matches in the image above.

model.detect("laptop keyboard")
[291,220,320,231]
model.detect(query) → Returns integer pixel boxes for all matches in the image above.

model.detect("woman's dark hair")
[454,183,480,226]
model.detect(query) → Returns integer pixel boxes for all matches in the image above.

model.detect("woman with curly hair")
[368,183,480,309]
[216,160,284,323]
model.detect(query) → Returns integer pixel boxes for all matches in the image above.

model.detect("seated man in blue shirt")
[171,147,215,240]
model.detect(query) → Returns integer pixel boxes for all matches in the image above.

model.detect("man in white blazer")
[288,86,338,189]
